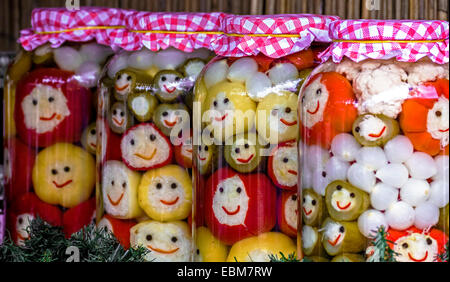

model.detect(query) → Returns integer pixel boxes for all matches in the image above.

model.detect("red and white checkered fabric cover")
[117,11,226,52]
[214,14,339,58]
[321,19,449,64]
[19,7,131,51]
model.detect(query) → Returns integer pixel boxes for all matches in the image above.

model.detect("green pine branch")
[367,226,398,262]
[436,241,449,262]
[0,217,148,262]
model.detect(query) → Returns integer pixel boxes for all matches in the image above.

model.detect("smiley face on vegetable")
[205,167,276,245]
[302,189,327,227]
[102,160,143,219]
[108,102,134,134]
[325,180,370,222]
[138,165,192,222]
[226,232,296,262]
[278,191,298,237]
[130,220,192,262]
[15,68,91,147]
[400,79,449,156]
[81,123,97,155]
[256,91,298,144]
[7,193,62,246]
[120,123,173,171]
[153,70,185,103]
[196,143,217,175]
[153,103,190,137]
[203,81,256,142]
[32,143,95,208]
[224,132,263,173]
[174,131,193,169]
[300,72,357,149]
[352,114,399,146]
[114,69,153,101]
[387,227,448,262]
[268,141,298,190]
[320,218,366,256]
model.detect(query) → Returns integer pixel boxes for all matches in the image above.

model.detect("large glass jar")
[298,20,449,262]
[2,8,123,244]
[97,47,213,261]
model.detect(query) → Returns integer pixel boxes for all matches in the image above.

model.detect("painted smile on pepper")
[135,149,157,161]
[288,170,298,176]
[52,179,73,189]
[222,205,240,216]
[39,112,58,121]
[163,85,176,94]
[439,128,449,132]
[408,251,428,262]
[368,126,387,138]
[307,101,320,115]
[328,234,342,246]
[147,245,179,254]
[198,155,207,161]
[17,233,30,241]
[280,118,297,126]
[115,84,129,92]
[163,118,178,127]
[303,207,312,216]
[160,197,180,206]
[336,201,352,210]
[108,192,124,206]
[237,154,254,163]
[90,142,97,148]
[214,113,228,122]
[113,117,124,126]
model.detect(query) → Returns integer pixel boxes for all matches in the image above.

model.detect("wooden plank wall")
[1,0,449,52]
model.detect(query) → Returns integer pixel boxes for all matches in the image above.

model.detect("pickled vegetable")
[302,189,327,227]
[331,253,365,262]
[352,114,399,146]
[153,103,189,137]
[81,122,97,155]
[196,143,218,176]
[302,225,322,256]
[108,102,134,134]
[153,70,185,103]
[114,68,153,101]
[127,92,159,122]
[195,226,229,262]
[438,205,449,235]
[325,180,370,222]
[321,218,366,256]
[224,132,263,173]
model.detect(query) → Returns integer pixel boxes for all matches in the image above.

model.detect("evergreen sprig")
[367,226,397,262]
[436,241,449,262]
[0,217,148,262]
[268,252,302,262]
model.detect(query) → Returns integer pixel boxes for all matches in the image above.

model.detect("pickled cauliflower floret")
[405,59,449,85]
[352,63,409,119]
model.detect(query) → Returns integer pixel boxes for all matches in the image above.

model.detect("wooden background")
[0,0,449,52]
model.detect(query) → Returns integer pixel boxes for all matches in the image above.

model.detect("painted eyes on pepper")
[213,98,229,107]
[110,180,126,189]
[218,187,241,194]
[51,166,71,175]
[155,183,178,189]
[272,107,292,116]
[302,198,316,205]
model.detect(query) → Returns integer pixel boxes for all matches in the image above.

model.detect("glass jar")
[298,20,449,262]
[97,47,213,262]
[3,42,114,244]
[192,49,328,262]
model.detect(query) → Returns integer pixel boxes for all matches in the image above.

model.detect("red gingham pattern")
[215,14,340,58]
[321,19,449,64]
[19,7,131,51]
[116,11,226,52]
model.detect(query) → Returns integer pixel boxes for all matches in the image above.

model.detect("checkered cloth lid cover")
[320,19,449,64]
[214,14,340,58]
[116,11,226,52]
[19,7,131,51]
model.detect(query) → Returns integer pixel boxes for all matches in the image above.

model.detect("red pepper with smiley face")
[14,68,92,148]
[7,193,62,246]
[300,72,357,149]
[386,227,448,262]
[204,167,276,245]
[277,191,298,238]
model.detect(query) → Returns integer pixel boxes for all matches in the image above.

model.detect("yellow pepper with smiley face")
[32,143,95,208]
